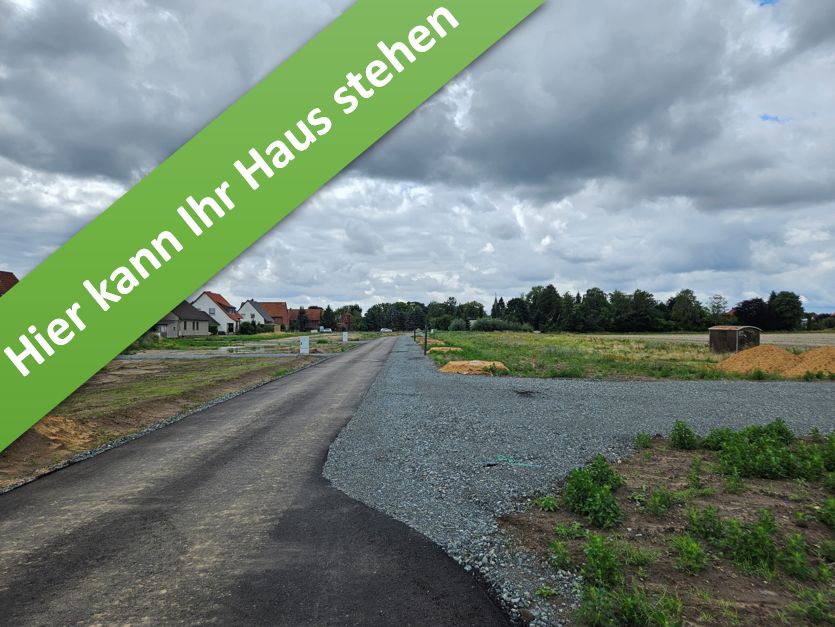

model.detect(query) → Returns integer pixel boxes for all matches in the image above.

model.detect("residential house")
[154,301,215,338]
[338,313,353,332]
[191,291,241,334]
[238,300,275,327]
[289,307,322,331]
[260,302,290,330]
[0,271,19,297]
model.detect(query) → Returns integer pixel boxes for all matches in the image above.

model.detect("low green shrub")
[671,534,709,574]
[562,459,625,529]
[719,510,778,573]
[724,467,746,494]
[645,487,683,516]
[534,495,559,512]
[549,539,574,570]
[581,534,623,589]
[824,472,835,493]
[779,533,813,579]
[818,539,835,563]
[788,588,835,625]
[554,522,587,540]
[635,432,652,450]
[447,318,467,331]
[576,585,683,627]
[687,506,724,543]
[688,457,704,490]
[819,497,835,529]
[670,420,700,450]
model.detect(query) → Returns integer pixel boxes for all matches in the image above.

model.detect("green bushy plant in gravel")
[581,534,624,589]
[788,588,835,625]
[719,510,778,573]
[635,432,652,450]
[671,534,709,574]
[563,458,625,529]
[819,539,835,563]
[548,539,573,571]
[670,420,700,450]
[534,495,559,512]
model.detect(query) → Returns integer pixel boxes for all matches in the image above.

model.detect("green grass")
[428,331,777,380]
[671,534,709,573]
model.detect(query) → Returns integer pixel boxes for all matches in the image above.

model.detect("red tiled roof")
[260,301,289,322]
[290,308,322,323]
[204,291,234,310]
[0,271,19,297]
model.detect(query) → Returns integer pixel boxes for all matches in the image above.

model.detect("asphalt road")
[0,337,507,626]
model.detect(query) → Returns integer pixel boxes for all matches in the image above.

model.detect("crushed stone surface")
[325,336,835,625]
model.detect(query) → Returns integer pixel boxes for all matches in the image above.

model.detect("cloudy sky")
[1,0,834,312]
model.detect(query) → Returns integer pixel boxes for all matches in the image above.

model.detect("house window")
[193,321,198,330]
[251,314,255,320]
[209,308,216,315]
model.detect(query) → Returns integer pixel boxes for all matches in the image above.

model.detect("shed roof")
[709,325,762,332]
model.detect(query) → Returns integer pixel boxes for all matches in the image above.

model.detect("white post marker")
[342,332,348,344]
[300,336,310,355]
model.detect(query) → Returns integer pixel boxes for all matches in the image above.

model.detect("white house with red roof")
[191,291,241,334]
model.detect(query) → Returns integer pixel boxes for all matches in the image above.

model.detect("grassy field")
[0,356,314,489]
[128,331,385,352]
[428,332,742,380]
[504,421,835,625]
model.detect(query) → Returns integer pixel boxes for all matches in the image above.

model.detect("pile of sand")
[718,344,835,377]
[718,345,800,374]
[783,347,835,378]
[428,347,463,353]
[439,360,509,375]
[415,337,445,347]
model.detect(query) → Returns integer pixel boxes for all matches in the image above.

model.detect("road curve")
[0,337,507,626]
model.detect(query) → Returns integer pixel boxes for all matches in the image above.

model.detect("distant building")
[0,271,19,297]
[260,302,290,330]
[192,291,241,334]
[238,300,275,327]
[289,307,322,331]
[154,301,215,338]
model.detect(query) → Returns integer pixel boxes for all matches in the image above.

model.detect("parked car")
[380,328,393,333]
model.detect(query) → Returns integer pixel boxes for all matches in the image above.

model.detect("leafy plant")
[581,534,624,589]
[818,539,835,563]
[554,521,587,540]
[719,510,778,573]
[670,420,700,450]
[646,487,682,516]
[688,457,704,489]
[824,472,835,494]
[818,497,835,529]
[535,585,559,599]
[534,495,559,512]
[635,432,652,450]
[562,461,624,529]
[671,534,709,574]
[548,539,574,570]
[617,542,658,568]
[576,585,683,627]
[687,506,724,543]
[788,588,835,625]
[587,454,625,490]
[779,533,813,579]
[724,467,745,494]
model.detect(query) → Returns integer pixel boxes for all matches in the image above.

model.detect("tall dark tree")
[668,289,707,331]
[576,288,611,332]
[769,291,804,330]
[505,297,530,325]
[734,298,771,329]
[322,305,337,329]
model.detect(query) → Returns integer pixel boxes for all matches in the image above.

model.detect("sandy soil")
[595,332,835,349]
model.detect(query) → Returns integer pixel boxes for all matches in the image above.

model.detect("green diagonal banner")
[0,1,543,453]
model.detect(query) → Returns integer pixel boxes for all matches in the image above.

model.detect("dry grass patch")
[439,360,509,375]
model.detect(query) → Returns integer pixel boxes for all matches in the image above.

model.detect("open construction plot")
[591,331,835,350]
[325,337,835,625]
[427,332,835,380]
[0,356,314,490]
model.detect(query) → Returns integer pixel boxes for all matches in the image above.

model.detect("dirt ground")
[501,439,834,626]
[0,357,312,489]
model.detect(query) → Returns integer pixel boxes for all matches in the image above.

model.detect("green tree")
[707,294,729,326]
[576,288,611,332]
[769,291,804,330]
[668,289,707,331]
[505,297,530,325]
[322,305,337,329]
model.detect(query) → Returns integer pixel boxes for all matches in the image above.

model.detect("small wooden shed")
[709,325,761,353]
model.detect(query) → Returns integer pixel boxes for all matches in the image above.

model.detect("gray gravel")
[325,336,835,625]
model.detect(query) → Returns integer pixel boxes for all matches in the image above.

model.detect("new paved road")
[0,337,507,626]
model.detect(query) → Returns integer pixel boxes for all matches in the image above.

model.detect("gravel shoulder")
[324,336,835,625]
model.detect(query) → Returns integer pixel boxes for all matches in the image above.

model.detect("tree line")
[321,287,820,333]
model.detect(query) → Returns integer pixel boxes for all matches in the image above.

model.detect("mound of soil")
[783,346,835,377]
[717,345,800,374]
[439,360,509,375]
[428,347,463,353]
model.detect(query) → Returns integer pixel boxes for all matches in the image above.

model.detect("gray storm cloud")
[0,0,833,310]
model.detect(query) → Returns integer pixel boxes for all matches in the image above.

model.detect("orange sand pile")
[416,338,445,347]
[783,347,835,378]
[429,347,463,353]
[439,360,509,375]
[717,345,800,375]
